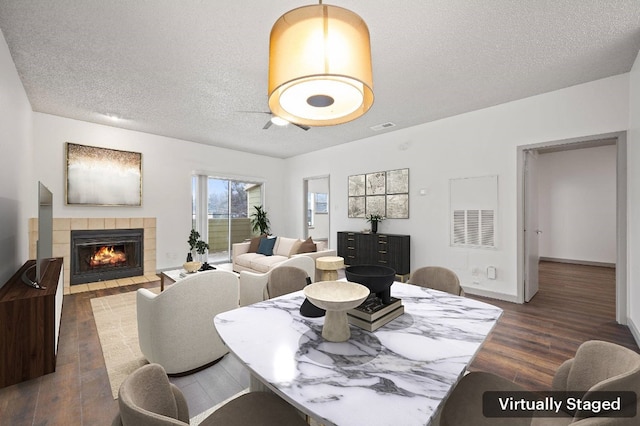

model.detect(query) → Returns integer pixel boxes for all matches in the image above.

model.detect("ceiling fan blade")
[293,123,310,131]
[238,110,310,131]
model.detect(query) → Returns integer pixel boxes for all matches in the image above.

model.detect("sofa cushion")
[297,237,317,253]
[275,237,300,257]
[257,237,277,256]
[250,255,288,273]
[291,239,303,255]
[247,236,262,253]
[235,253,265,268]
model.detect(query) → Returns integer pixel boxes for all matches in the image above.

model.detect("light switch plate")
[487,266,496,280]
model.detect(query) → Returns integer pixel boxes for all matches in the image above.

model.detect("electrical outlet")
[471,267,481,285]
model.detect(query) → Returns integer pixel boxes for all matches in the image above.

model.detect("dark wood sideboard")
[337,232,410,279]
[0,258,64,388]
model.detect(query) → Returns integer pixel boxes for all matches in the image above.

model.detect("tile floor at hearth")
[66,273,161,294]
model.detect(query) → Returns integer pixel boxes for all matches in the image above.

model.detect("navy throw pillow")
[257,237,277,256]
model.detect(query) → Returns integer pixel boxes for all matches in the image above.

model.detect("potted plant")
[186,229,210,268]
[250,205,271,235]
[366,214,385,233]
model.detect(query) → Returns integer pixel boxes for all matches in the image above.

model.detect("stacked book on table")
[347,295,404,331]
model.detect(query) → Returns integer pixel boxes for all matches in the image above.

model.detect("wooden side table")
[316,256,345,281]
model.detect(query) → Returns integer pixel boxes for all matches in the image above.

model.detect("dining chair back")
[440,340,640,426]
[264,266,310,299]
[113,363,307,426]
[408,266,465,296]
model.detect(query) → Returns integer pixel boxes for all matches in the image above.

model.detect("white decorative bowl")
[183,261,202,273]
[304,281,370,342]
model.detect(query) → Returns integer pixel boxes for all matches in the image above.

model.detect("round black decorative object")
[300,298,326,317]
[345,265,396,305]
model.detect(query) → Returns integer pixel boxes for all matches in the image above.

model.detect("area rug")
[91,289,156,399]
[91,289,311,424]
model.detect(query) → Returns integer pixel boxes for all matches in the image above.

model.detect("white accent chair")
[239,256,315,306]
[136,270,239,375]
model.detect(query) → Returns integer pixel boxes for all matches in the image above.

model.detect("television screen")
[22,182,53,289]
[36,182,53,284]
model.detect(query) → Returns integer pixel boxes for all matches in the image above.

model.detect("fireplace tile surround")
[29,217,157,294]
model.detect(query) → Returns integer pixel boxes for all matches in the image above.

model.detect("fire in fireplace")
[90,245,127,267]
[70,229,144,285]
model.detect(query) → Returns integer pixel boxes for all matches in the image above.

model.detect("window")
[307,192,329,227]
[192,175,264,263]
[315,193,328,213]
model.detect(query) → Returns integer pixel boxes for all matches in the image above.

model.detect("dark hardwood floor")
[0,261,637,425]
[0,280,159,426]
[468,261,639,390]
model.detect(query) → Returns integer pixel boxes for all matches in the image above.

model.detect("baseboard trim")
[628,317,640,348]
[462,287,520,303]
[540,257,615,268]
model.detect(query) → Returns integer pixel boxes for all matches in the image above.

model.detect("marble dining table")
[214,282,503,426]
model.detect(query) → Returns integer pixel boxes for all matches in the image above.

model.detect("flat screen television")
[22,181,53,289]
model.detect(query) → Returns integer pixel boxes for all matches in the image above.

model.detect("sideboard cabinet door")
[337,232,410,276]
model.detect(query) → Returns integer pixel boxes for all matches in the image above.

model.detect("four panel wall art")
[348,168,409,218]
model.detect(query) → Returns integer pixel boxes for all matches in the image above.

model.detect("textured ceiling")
[1,1,639,158]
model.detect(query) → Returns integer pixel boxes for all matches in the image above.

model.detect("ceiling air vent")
[370,122,396,131]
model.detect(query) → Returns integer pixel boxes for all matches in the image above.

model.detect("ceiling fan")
[239,111,310,131]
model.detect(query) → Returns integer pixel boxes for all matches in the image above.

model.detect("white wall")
[627,50,640,343]
[0,30,33,286]
[537,145,617,264]
[30,113,286,270]
[284,74,630,300]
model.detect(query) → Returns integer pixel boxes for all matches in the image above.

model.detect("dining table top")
[214,281,503,426]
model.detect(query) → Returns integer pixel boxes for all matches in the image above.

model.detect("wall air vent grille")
[370,122,396,131]
[452,209,495,248]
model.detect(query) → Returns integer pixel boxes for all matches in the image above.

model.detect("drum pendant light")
[268,2,374,126]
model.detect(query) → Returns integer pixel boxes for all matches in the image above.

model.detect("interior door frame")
[302,174,330,244]
[516,132,627,324]
[523,149,540,302]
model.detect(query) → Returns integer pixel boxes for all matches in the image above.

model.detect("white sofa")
[136,270,239,374]
[239,256,315,306]
[232,236,336,282]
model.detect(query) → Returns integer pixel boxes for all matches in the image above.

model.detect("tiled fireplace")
[29,217,157,294]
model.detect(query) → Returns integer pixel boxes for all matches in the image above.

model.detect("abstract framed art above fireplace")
[65,142,142,206]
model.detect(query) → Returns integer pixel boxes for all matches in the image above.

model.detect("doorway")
[517,133,627,324]
[303,175,330,247]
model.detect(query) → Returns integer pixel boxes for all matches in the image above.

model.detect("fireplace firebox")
[70,229,144,285]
